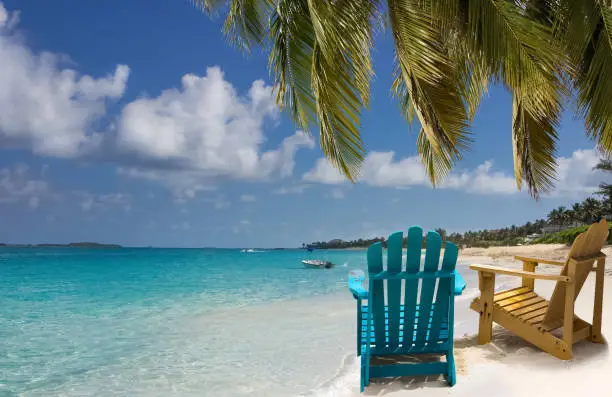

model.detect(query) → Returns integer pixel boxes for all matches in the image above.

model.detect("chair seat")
[473,286,550,326]
[360,304,450,354]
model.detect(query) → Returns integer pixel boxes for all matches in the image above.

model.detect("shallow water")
[0,247,488,396]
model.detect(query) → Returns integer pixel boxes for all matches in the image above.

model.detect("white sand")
[361,244,612,396]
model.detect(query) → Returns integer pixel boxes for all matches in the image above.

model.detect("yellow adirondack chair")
[470,219,608,359]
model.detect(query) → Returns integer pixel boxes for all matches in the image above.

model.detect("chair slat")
[401,226,422,347]
[414,231,442,347]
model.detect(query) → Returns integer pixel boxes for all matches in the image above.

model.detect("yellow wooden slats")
[520,307,548,321]
[527,314,546,325]
[497,292,538,308]
[509,300,548,316]
[501,296,545,312]
[493,287,531,302]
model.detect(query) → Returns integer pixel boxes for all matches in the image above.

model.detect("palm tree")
[547,208,563,228]
[581,197,604,224]
[192,1,612,199]
[595,159,612,216]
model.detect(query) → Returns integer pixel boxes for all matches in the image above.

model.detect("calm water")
[0,247,479,397]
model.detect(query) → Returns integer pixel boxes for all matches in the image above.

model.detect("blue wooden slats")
[428,242,459,346]
[386,231,404,350]
[367,242,385,349]
[402,226,422,348]
[369,362,447,378]
[351,226,463,391]
[414,231,442,348]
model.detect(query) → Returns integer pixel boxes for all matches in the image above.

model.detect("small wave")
[301,353,359,397]
[240,249,265,253]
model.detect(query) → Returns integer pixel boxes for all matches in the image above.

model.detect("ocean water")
[0,247,480,397]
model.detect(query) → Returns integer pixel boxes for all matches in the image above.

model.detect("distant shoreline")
[0,242,122,248]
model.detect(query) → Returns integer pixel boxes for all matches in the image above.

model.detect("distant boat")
[302,259,334,269]
[306,247,314,252]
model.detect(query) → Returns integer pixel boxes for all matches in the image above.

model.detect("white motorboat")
[302,259,335,269]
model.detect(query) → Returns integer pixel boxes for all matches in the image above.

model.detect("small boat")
[302,259,335,269]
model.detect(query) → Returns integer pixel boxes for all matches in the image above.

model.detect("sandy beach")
[360,243,612,396]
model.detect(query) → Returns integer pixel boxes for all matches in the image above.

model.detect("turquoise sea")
[0,247,478,397]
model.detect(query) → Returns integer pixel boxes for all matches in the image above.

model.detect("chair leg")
[360,351,369,392]
[477,272,495,344]
[447,353,456,386]
[590,256,605,343]
[357,303,362,356]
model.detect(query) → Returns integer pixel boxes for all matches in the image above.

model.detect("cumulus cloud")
[115,67,313,184]
[0,3,315,200]
[114,69,314,199]
[303,149,608,197]
[0,164,49,209]
[0,4,129,156]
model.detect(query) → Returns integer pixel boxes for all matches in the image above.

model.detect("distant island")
[0,242,122,248]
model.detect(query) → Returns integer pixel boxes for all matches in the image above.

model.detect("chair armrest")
[514,256,565,266]
[348,271,368,299]
[470,264,570,282]
[454,271,466,296]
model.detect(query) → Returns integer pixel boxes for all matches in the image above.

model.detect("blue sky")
[0,0,609,248]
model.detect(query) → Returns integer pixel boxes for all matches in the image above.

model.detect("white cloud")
[0,2,18,30]
[115,67,313,184]
[443,160,517,194]
[303,148,608,197]
[240,219,251,225]
[75,192,131,213]
[0,164,49,209]
[0,3,314,201]
[240,194,256,202]
[0,5,129,156]
[551,149,605,197]
[272,184,311,195]
[303,158,347,184]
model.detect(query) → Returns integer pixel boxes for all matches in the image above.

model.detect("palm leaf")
[189,0,226,15]
[268,0,317,131]
[223,0,273,51]
[568,2,612,153]
[305,0,379,180]
[462,0,565,197]
[388,0,471,186]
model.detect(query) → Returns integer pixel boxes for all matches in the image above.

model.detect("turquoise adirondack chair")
[348,227,466,391]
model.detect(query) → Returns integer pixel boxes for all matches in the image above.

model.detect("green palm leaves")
[191,0,612,199]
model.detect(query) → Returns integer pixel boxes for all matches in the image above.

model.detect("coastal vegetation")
[194,1,612,199]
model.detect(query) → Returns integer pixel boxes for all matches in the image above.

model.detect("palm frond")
[512,94,559,199]
[388,0,471,186]
[304,0,379,181]
[189,0,226,15]
[268,0,317,131]
[223,0,273,51]
[568,2,612,153]
[462,0,564,197]
[416,128,454,185]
